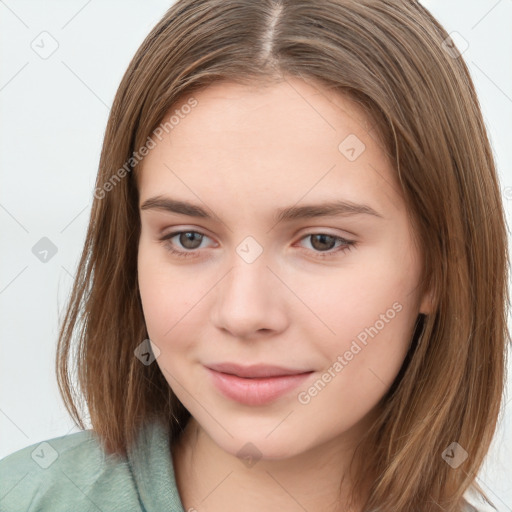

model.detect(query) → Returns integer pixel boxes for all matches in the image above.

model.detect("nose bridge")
[211,239,286,336]
[222,241,274,304]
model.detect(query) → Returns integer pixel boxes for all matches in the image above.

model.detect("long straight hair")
[56,1,510,510]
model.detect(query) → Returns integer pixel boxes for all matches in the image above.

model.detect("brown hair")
[56,1,510,510]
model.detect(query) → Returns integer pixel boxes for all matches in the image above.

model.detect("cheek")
[137,252,206,393]
[304,252,420,383]
[295,287,418,435]
[137,242,209,350]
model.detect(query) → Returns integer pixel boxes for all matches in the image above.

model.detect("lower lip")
[206,368,314,406]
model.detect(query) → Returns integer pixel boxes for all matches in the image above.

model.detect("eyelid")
[159,225,214,240]
[296,226,355,238]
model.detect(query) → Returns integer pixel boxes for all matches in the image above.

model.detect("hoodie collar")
[127,420,185,512]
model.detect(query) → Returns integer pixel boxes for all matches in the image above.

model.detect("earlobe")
[419,288,435,315]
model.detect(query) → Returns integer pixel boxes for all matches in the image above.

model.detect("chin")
[209,427,310,463]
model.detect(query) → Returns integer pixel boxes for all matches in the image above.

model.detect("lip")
[205,364,314,406]
[206,362,311,378]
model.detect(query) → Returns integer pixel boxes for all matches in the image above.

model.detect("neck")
[171,417,372,512]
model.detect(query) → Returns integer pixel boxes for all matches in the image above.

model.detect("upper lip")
[206,362,313,378]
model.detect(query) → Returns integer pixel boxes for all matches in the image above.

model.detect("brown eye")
[309,234,338,251]
[159,230,211,260]
[297,233,356,259]
[177,231,204,249]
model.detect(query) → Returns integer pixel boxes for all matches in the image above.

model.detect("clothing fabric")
[462,485,499,512]
[0,420,185,512]
[0,419,497,512]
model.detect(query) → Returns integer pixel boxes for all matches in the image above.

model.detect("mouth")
[205,363,314,405]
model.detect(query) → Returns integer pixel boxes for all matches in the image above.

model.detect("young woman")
[0,1,508,511]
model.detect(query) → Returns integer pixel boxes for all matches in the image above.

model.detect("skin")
[137,77,432,512]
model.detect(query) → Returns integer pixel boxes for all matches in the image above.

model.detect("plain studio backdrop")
[0,1,511,510]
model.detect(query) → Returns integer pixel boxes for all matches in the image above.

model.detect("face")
[137,78,431,461]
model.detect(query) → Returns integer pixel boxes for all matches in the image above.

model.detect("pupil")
[183,232,201,248]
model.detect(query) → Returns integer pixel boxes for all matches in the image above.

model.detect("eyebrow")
[140,195,384,222]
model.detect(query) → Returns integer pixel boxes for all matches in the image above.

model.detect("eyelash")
[158,230,356,260]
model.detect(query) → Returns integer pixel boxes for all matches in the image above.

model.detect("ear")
[419,286,435,315]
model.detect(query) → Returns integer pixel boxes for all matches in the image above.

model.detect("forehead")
[168,78,376,146]
[137,78,402,216]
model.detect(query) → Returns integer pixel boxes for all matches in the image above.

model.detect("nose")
[210,253,289,340]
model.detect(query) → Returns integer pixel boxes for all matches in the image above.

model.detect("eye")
[158,230,356,260]
[296,233,356,259]
[159,230,212,259]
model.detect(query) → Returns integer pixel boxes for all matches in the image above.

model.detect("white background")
[1,1,511,510]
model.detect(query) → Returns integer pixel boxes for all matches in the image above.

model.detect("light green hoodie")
[0,420,186,512]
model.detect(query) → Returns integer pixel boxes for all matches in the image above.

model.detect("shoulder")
[0,429,139,512]
[462,484,499,512]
